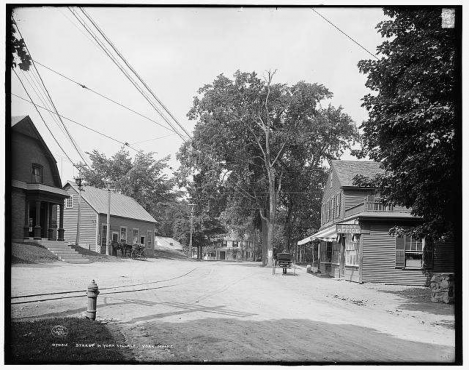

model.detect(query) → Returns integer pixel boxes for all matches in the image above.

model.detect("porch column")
[23,198,30,238]
[34,200,41,239]
[57,203,65,241]
[48,203,54,240]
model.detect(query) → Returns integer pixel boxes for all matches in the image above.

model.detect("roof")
[331,160,384,187]
[11,115,63,187]
[154,236,184,250]
[67,182,157,223]
[12,115,28,126]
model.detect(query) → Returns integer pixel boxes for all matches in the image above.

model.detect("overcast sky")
[10,6,387,185]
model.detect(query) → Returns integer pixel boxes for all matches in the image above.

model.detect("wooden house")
[10,116,69,242]
[298,160,454,286]
[62,182,157,257]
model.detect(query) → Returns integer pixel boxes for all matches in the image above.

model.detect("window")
[222,240,227,247]
[330,175,333,188]
[345,235,359,266]
[120,227,127,243]
[396,236,425,269]
[331,242,340,264]
[147,230,152,249]
[132,229,139,244]
[65,196,73,209]
[101,225,107,247]
[140,236,145,245]
[31,164,43,184]
[232,241,238,248]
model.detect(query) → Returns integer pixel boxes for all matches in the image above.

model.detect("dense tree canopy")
[10,13,31,71]
[179,70,358,264]
[357,7,459,240]
[80,149,178,233]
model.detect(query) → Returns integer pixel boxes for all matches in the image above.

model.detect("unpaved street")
[11,259,455,363]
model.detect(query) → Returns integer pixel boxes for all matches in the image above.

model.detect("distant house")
[10,116,69,242]
[213,238,256,261]
[62,182,157,257]
[298,160,454,286]
[154,236,184,252]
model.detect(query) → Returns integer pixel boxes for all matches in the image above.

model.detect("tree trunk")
[261,215,268,266]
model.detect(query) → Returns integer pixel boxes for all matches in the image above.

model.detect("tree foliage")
[357,8,458,240]
[9,12,31,71]
[179,70,358,264]
[80,149,177,232]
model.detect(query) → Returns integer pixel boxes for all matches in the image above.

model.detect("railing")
[344,200,411,218]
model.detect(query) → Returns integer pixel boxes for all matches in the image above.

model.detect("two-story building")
[298,160,454,286]
[10,115,69,242]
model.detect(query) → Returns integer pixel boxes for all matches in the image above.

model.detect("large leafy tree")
[357,8,459,240]
[179,70,357,265]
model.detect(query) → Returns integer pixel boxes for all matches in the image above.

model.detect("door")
[220,251,226,260]
[112,232,119,242]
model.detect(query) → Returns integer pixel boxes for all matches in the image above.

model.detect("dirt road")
[10,259,456,363]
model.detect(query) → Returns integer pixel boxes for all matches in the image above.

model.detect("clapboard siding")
[97,214,155,257]
[62,186,98,247]
[320,169,343,227]
[344,189,373,211]
[433,238,455,273]
[361,223,428,286]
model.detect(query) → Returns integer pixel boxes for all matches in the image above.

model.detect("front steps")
[36,240,90,264]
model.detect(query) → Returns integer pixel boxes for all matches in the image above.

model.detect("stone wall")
[430,273,454,304]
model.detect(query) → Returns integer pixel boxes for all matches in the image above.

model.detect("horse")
[112,241,132,257]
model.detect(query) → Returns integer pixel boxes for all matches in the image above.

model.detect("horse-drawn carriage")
[112,240,146,260]
[273,252,296,275]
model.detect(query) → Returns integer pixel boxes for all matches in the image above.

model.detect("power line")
[13,69,77,168]
[13,18,92,168]
[12,93,140,152]
[79,7,192,140]
[68,7,188,142]
[311,8,379,60]
[33,60,176,134]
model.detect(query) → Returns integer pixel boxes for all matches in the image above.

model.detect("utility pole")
[106,180,113,256]
[75,175,83,246]
[188,203,195,259]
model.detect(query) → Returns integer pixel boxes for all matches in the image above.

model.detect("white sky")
[9,6,391,184]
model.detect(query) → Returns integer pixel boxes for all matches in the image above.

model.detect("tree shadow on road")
[120,317,455,364]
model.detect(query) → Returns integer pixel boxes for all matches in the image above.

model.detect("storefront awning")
[298,224,338,245]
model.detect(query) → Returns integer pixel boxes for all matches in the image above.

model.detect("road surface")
[10,258,456,363]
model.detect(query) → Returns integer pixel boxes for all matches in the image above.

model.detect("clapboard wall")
[361,223,429,286]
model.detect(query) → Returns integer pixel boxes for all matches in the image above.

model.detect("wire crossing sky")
[10,6,387,183]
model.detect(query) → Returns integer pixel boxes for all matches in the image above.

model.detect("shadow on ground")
[120,317,455,364]
[381,288,454,316]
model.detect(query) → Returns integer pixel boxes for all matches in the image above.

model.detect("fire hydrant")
[86,280,100,320]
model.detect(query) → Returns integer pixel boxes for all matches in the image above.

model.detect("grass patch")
[153,248,189,260]
[11,243,59,265]
[70,245,124,263]
[7,317,135,364]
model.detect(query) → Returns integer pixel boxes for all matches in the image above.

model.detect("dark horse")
[112,241,133,257]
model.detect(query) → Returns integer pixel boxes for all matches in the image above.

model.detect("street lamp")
[105,180,114,256]
[75,177,83,246]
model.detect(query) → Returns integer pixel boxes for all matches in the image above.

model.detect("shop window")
[120,227,127,243]
[31,163,43,184]
[147,231,152,249]
[332,242,340,264]
[133,229,139,244]
[345,235,359,266]
[396,236,425,269]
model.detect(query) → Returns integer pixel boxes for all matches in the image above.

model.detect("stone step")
[60,258,91,264]
[39,242,90,264]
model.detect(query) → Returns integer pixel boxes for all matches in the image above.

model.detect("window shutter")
[395,236,405,268]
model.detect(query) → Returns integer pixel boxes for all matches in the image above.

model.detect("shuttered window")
[396,236,427,269]
[395,236,405,268]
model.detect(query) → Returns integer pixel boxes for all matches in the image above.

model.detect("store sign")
[336,224,361,234]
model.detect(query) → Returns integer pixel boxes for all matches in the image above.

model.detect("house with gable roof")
[62,182,157,257]
[10,115,70,242]
[298,160,454,286]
